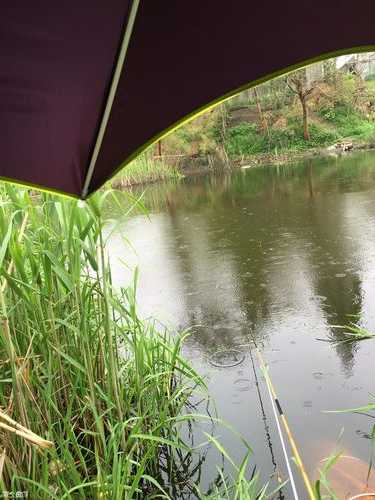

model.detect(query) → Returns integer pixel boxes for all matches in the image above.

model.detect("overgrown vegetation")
[111,154,182,188]
[317,102,375,139]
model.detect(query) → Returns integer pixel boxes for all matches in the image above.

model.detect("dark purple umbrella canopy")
[1,2,375,198]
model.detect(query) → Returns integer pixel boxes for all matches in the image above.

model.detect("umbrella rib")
[81,0,140,199]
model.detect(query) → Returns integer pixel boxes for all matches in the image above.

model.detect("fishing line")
[247,332,315,500]
[248,345,285,499]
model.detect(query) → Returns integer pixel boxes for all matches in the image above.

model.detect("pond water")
[108,151,375,498]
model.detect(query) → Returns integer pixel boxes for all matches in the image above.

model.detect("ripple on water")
[234,378,251,385]
[316,295,328,301]
[234,378,252,392]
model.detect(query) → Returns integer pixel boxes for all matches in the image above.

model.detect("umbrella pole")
[82,0,141,198]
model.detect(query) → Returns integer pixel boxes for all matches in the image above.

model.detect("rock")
[334,141,353,152]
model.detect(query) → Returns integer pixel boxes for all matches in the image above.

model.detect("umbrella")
[1,2,375,199]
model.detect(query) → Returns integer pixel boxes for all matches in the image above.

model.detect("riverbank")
[110,154,183,189]
[233,138,375,169]
[109,137,375,190]
[111,68,375,188]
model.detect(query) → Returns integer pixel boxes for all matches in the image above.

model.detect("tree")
[323,57,338,85]
[252,87,269,138]
[287,71,314,140]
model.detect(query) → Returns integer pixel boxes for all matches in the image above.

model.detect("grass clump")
[111,153,182,188]
[0,186,207,499]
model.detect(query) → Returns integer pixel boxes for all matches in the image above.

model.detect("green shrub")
[306,123,339,147]
[225,123,266,156]
[225,121,338,157]
[317,103,375,139]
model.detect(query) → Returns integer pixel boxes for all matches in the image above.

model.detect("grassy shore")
[110,155,182,189]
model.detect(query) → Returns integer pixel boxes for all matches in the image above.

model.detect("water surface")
[108,152,375,497]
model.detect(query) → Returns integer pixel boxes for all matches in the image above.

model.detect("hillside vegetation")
[112,58,375,186]
[166,74,375,159]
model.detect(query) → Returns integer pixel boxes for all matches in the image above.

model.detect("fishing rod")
[247,336,299,499]
[248,346,285,499]
[247,333,316,500]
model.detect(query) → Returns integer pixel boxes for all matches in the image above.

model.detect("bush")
[225,123,266,156]
[305,123,339,147]
[225,121,338,158]
[317,102,375,138]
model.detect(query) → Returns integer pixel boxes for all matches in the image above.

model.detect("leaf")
[203,432,238,470]
[140,475,169,499]
[0,214,14,270]
[130,433,190,451]
[325,403,375,414]
[50,343,86,373]
[44,250,74,292]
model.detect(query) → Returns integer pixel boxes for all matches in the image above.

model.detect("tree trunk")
[253,87,269,136]
[301,97,310,140]
[219,104,230,166]
[287,76,312,141]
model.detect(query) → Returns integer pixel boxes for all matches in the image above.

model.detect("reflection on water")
[107,151,375,496]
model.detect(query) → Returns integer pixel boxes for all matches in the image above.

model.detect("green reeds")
[110,153,182,188]
[0,187,205,498]
[195,435,286,500]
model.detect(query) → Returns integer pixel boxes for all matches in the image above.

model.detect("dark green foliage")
[224,123,265,156]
